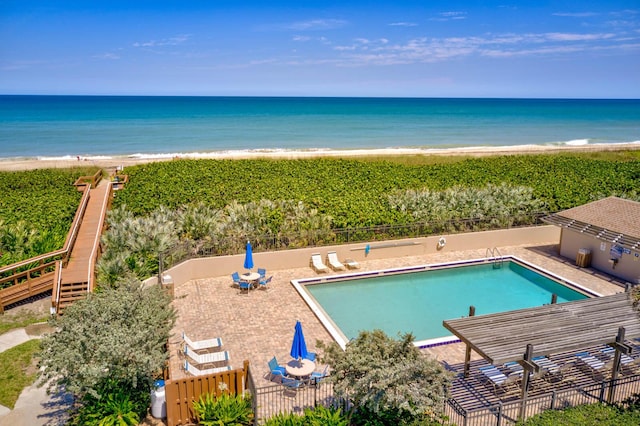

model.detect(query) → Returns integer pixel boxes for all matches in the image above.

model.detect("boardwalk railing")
[0,184,91,313]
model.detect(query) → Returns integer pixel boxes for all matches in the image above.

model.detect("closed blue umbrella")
[290,320,309,363]
[243,241,254,271]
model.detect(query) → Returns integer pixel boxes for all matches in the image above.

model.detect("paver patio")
[168,242,626,385]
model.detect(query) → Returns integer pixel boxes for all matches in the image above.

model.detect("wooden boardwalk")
[55,179,111,312]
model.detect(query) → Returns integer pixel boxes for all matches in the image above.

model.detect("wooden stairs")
[53,179,112,315]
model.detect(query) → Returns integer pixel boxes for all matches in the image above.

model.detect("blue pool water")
[303,260,588,343]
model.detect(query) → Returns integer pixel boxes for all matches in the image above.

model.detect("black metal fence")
[444,373,640,426]
[247,370,640,425]
[161,212,548,272]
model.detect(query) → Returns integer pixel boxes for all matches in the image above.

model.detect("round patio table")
[286,359,316,378]
[241,272,261,285]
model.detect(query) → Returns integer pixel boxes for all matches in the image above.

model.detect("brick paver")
[168,243,624,384]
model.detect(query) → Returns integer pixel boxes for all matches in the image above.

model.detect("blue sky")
[1,1,639,97]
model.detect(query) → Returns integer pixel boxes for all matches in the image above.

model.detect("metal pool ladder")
[485,247,504,269]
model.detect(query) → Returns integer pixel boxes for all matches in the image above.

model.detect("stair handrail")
[0,184,90,278]
[485,247,504,267]
[51,260,63,315]
[86,181,112,293]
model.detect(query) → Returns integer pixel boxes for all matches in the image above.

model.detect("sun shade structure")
[290,320,309,362]
[444,292,640,419]
[443,292,640,366]
[243,241,254,271]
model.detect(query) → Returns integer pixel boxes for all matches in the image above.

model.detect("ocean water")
[0,95,639,160]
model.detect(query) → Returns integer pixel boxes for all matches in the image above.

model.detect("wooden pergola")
[443,292,640,419]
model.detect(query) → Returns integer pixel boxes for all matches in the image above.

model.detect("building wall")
[559,229,640,284]
[156,225,560,287]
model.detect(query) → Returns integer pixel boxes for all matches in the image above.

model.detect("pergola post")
[607,326,631,404]
[519,344,540,422]
[463,306,475,378]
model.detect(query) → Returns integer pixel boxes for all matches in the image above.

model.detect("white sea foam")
[564,139,590,146]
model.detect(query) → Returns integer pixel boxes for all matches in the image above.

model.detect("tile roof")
[542,197,640,250]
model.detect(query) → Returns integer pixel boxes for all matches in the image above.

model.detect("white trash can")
[150,379,166,419]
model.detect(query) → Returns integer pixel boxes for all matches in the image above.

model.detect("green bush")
[263,405,348,426]
[517,402,640,425]
[192,391,254,426]
[0,167,98,267]
[68,378,148,426]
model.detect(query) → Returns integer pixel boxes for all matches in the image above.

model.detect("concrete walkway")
[0,325,72,426]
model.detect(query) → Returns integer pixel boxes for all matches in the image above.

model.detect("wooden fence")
[165,360,250,426]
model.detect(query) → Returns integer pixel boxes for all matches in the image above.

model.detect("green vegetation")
[115,153,640,227]
[518,401,640,425]
[38,279,175,423]
[263,406,349,426]
[192,391,254,426]
[0,339,40,409]
[0,166,98,267]
[318,330,453,425]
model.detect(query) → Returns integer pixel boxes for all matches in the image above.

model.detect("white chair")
[182,332,223,352]
[184,360,232,376]
[344,258,360,269]
[184,345,230,365]
[327,251,346,271]
[310,253,329,273]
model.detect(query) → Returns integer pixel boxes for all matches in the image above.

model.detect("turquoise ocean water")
[0,95,639,160]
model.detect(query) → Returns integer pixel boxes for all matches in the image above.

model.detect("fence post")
[496,403,503,426]
[550,390,557,410]
[599,381,606,403]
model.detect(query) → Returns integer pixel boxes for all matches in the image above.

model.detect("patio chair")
[310,253,329,273]
[184,359,232,376]
[344,258,360,269]
[479,365,519,395]
[600,346,635,365]
[238,280,252,295]
[311,365,329,385]
[327,251,346,271]
[576,351,608,380]
[268,356,287,382]
[258,268,267,277]
[281,376,304,396]
[182,332,223,352]
[258,275,272,290]
[231,272,243,286]
[533,356,562,381]
[184,345,230,366]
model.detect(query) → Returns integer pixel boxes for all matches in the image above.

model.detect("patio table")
[241,272,261,287]
[286,359,315,378]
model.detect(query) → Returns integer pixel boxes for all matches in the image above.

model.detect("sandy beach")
[0,143,638,172]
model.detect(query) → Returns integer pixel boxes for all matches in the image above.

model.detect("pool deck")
[168,243,626,384]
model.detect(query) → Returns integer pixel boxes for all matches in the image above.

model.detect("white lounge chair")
[184,360,232,376]
[344,258,359,269]
[327,251,345,271]
[310,253,329,273]
[184,345,230,365]
[182,332,223,352]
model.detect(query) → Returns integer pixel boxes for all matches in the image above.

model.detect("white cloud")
[552,12,599,17]
[545,32,614,41]
[431,11,467,21]
[287,19,347,31]
[389,22,418,27]
[133,34,191,48]
[93,53,120,60]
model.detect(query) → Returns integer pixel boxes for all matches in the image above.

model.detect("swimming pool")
[292,256,596,349]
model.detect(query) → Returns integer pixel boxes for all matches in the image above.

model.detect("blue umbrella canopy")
[290,320,309,361]
[243,241,254,270]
